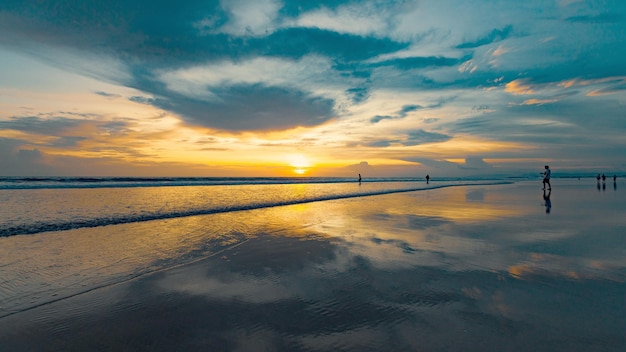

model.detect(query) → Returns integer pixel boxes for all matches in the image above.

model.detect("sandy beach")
[1,180,624,351]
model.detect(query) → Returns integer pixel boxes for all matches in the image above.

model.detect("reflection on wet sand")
[1,181,625,351]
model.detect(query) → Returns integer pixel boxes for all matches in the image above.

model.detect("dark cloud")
[404,129,451,146]
[0,116,82,134]
[364,139,395,147]
[363,129,451,147]
[456,26,513,49]
[0,0,416,132]
[370,105,422,123]
[50,136,88,148]
[370,101,453,124]
[461,157,491,170]
[255,27,408,62]
[0,1,407,66]
[0,115,135,137]
[131,84,336,131]
[565,13,623,24]
[345,86,370,104]
[399,105,421,115]
[0,137,223,176]
[370,115,395,124]
[93,91,121,98]
[16,148,44,162]
[0,138,48,175]
[370,55,464,70]
[400,157,460,170]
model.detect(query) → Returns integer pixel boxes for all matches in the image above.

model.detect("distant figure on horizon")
[596,174,601,182]
[542,165,551,190]
[602,174,606,182]
[613,175,617,182]
[543,189,551,214]
[425,174,430,184]
[358,174,362,184]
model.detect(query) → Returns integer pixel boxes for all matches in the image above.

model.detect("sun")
[287,154,311,175]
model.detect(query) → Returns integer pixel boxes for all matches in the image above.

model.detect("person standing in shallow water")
[542,165,551,190]
[425,174,430,184]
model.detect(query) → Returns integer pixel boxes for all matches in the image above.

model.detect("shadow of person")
[543,189,552,214]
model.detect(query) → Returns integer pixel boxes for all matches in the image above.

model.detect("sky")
[1,0,625,178]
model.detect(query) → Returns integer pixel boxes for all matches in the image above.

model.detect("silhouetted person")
[613,175,616,182]
[602,174,606,182]
[425,174,430,184]
[596,174,601,183]
[542,165,551,190]
[543,189,551,214]
[358,173,362,184]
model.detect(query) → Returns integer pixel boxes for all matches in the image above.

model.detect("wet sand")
[1,180,625,351]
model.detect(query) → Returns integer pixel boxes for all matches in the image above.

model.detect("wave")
[0,182,510,237]
[1,176,392,190]
[0,176,518,190]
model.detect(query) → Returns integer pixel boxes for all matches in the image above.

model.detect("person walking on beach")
[542,165,551,190]
[358,174,362,184]
[425,174,430,184]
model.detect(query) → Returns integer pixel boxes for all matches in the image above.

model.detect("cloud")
[370,56,462,71]
[456,26,513,49]
[363,129,451,147]
[0,116,83,135]
[345,86,370,104]
[130,84,336,131]
[587,82,626,96]
[370,99,453,124]
[93,91,121,98]
[290,2,392,37]
[521,98,558,105]
[370,115,394,124]
[405,129,451,145]
[461,157,491,170]
[505,79,535,95]
[565,13,623,24]
[255,27,407,62]
[215,0,282,36]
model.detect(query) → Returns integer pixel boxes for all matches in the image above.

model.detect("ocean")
[1,177,624,351]
[0,176,509,237]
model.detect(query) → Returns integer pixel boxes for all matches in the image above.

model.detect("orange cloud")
[504,79,534,95]
[522,98,558,105]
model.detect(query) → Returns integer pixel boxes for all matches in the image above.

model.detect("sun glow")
[288,154,312,175]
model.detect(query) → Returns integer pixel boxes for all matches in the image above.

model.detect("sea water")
[0,176,504,316]
[1,178,625,351]
[0,176,506,237]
